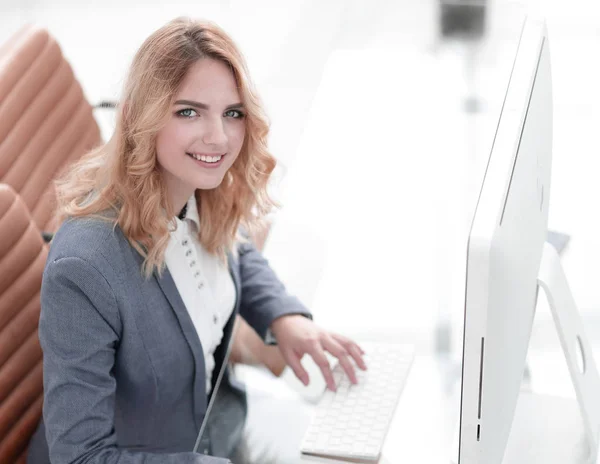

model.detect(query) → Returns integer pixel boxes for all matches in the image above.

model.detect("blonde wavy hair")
[55,17,277,277]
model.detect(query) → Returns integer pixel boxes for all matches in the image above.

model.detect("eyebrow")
[174,99,244,111]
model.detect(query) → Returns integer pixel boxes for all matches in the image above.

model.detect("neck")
[161,171,195,217]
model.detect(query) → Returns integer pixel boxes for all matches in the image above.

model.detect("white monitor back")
[459,17,552,464]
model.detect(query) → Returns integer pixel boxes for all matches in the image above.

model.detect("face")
[155,58,246,211]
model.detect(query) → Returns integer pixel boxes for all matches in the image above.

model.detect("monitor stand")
[452,242,600,464]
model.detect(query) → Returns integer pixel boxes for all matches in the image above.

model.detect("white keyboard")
[300,343,415,462]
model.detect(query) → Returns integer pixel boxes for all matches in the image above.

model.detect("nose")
[202,117,227,147]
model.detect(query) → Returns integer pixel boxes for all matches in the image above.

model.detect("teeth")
[189,153,222,163]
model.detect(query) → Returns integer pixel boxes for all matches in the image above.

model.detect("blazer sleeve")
[39,256,230,464]
[236,239,312,342]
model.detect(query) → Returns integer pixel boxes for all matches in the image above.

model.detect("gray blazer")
[26,217,310,464]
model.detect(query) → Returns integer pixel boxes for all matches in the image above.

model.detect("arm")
[229,315,286,376]
[235,240,366,391]
[236,239,311,343]
[40,256,229,464]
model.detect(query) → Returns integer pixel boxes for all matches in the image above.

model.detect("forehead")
[175,58,240,103]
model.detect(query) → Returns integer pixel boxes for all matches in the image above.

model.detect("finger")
[330,333,366,355]
[347,344,368,370]
[282,348,309,386]
[307,340,337,391]
[331,334,367,370]
[322,337,358,384]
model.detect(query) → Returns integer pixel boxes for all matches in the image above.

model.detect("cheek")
[156,123,188,165]
[228,125,246,155]
[158,122,190,149]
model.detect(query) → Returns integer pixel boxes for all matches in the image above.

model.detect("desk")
[237,353,461,464]
[238,348,600,464]
[297,354,461,464]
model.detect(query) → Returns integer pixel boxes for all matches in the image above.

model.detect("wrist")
[269,315,288,336]
[270,314,295,335]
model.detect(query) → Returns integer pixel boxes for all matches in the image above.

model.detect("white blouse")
[164,196,236,393]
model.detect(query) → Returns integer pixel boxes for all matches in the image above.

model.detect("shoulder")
[47,216,128,273]
[41,218,124,335]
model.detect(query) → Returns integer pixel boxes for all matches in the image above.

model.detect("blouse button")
[182,239,189,246]
[185,249,192,257]
[194,271,201,278]
[189,260,196,267]
[198,282,204,290]
[213,315,218,324]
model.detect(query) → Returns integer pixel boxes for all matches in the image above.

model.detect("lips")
[186,152,226,168]
[187,152,225,162]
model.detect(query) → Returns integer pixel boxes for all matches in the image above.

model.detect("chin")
[195,174,226,190]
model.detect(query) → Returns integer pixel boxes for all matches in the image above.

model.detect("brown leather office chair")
[0,185,47,464]
[0,24,102,234]
[0,24,103,463]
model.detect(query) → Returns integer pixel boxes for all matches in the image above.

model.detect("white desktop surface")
[295,354,462,464]
[236,350,600,464]
[236,353,461,464]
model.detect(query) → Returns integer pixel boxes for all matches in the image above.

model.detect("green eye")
[225,109,245,119]
[177,108,198,118]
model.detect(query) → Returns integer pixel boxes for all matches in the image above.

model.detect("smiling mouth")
[186,152,224,164]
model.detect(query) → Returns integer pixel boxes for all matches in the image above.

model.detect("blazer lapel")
[153,265,208,422]
[132,246,242,425]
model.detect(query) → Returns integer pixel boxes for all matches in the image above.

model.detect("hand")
[269,315,367,391]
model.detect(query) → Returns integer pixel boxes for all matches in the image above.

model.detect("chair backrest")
[0,25,102,463]
[0,24,102,233]
[0,184,48,464]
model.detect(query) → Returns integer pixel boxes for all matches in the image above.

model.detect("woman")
[27,17,366,464]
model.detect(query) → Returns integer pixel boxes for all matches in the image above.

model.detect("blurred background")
[1,0,599,400]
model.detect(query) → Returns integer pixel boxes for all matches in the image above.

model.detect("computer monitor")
[458,16,600,464]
